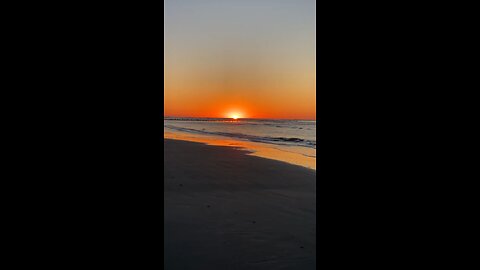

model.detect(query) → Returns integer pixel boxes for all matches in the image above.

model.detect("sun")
[228,112,242,120]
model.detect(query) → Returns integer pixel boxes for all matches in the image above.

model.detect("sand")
[164,139,316,270]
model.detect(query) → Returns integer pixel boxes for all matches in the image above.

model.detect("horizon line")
[164,116,316,121]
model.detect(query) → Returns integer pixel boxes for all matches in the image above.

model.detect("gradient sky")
[165,0,316,119]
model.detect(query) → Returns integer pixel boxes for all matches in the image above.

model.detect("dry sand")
[164,139,316,270]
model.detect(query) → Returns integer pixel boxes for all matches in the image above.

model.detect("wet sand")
[164,130,316,170]
[164,139,316,270]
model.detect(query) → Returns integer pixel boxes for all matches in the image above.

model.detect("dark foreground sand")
[164,139,316,270]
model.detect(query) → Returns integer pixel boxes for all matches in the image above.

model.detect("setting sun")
[229,113,241,120]
[164,0,316,120]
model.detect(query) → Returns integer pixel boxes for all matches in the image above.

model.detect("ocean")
[164,117,316,169]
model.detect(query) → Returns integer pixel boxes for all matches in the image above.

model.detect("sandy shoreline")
[164,131,317,170]
[164,139,316,269]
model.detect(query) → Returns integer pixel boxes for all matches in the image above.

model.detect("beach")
[164,117,316,170]
[164,139,316,269]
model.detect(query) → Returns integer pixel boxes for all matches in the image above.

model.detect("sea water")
[164,117,316,170]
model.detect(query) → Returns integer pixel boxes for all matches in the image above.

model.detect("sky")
[164,0,316,120]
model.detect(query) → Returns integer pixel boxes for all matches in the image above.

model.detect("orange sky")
[164,0,316,120]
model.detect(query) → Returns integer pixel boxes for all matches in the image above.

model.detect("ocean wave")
[164,117,316,125]
[164,124,316,149]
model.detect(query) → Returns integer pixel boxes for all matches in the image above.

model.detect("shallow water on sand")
[164,118,316,170]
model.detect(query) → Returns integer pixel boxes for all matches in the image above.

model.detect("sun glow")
[228,112,242,120]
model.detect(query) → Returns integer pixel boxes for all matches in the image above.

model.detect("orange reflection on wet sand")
[164,131,316,170]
